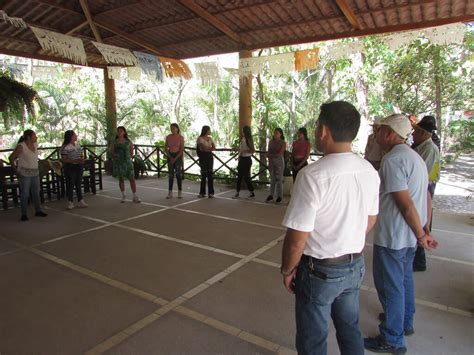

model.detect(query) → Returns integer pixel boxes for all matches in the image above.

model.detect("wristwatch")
[280,267,294,276]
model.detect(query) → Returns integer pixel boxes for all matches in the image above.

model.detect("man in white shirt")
[281,101,380,355]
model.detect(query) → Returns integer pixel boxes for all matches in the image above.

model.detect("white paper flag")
[267,53,294,75]
[195,62,219,85]
[127,66,142,81]
[93,42,138,66]
[107,66,122,80]
[0,10,27,28]
[30,27,87,65]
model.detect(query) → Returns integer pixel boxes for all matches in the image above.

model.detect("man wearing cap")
[281,101,380,355]
[364,114,438,354]
[412,115,441,271]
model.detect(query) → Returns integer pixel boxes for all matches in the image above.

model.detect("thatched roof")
[0,0,473,67]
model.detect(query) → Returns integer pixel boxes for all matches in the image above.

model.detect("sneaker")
[67,201,74,210]
[198,194,206,198]
[178,190,183,199]
[133,195,141,203]
[208,194,214,199]
[21,214,28,221]
[364,335,407,354]
[35,211,48,217]
[247,192,255,199]
[378,314,415,336]
[166,191,173,199]
[276,197,282,203]
[78,200,88,208]
[121,195,126,203]
[232,193,239,199]
[266,195,273,203]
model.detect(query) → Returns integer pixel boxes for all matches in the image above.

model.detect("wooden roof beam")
[93,18,167,57]
[79,0,103,42]
[94,0,146,17]
[65,20,89,35]
[178,0,243,44]
[335,0,361,30]
[33,0,83,16]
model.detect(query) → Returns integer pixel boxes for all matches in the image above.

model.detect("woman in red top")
[165,123,185,199]
[291,127,311,181]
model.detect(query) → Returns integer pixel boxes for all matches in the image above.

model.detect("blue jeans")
[373,245,416,347]
[295,255,365,355]
[19,175,42,215]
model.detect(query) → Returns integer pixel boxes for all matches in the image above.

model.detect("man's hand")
[282,269,297,294]
[418,234,439,251]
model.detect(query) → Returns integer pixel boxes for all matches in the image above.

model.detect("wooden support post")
[104,68,117,155]
[239,50,252,139]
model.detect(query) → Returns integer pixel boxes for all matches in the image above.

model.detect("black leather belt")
[302,253,362,266]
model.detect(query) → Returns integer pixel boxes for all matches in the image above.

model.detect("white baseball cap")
[379,114,412,139]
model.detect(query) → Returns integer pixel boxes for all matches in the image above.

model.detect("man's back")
[283,152,379,259]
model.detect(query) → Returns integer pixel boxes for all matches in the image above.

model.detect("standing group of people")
[281,101,439,355]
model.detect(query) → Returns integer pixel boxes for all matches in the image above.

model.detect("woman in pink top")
[165,123,185,199]
[291,127,311,181]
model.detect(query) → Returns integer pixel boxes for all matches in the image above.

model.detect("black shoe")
[35,211,48,217]
[266,195,273,202]
[364,335,407,354]
[413,265,426,272]
[378,313,415,336]
[198,194,205,198]
[247,192,255,199]
[275,197,282,203]
[208,194,214,199]
[21,215,28,221]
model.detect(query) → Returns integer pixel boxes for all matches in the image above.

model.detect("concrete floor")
[0,176,472,355]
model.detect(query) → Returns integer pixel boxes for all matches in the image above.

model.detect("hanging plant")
[0,69,39,126]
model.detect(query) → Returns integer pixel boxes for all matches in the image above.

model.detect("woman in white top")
[233,125,255,199]
[197,125,216,198]
[9,129,47,221]
[61,130,87,210]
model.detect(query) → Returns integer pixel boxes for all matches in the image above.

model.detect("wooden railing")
[0,144,323,185]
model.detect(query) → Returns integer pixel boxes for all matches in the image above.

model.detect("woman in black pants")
[197,125,216,198]
[233,125,255,199]
[61,130,87,210]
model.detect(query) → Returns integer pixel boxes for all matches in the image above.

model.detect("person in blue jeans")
[281,101,380,355]
[9,130,48,221]
[364,114,438,354]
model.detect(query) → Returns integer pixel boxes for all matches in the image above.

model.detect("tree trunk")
[256,73,268,182]
[289,72,297,140]
[353,53,370,153]
[434,71,443,150]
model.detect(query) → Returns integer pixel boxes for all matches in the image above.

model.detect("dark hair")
[274,128,285,141]
[200,125,210,137]
[317,101,360,142]
[297,127,309,141]
[242,125,254,151]
[116,126,129,141]
[18,129,35,144]
[62,130,75,147]
[171,123,180,134]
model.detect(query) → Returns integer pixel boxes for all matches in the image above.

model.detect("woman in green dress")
[110,126,141,203]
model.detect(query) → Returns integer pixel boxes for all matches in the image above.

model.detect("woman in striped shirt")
[61,130,87,210]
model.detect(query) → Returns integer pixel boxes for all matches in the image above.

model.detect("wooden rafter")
[66,20,89,35]
[93,18,167,57]
[0,47,104,67]
[94,0,145,17]
[335,0,361,30]
[178,0,243,44]
[33,0,83,16]
[78,0,103,42]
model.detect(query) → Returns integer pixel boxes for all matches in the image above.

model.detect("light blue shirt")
[375,144,428,249]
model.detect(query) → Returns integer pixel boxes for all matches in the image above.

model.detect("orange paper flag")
[294,49,320,71]
[159,57,192,80]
